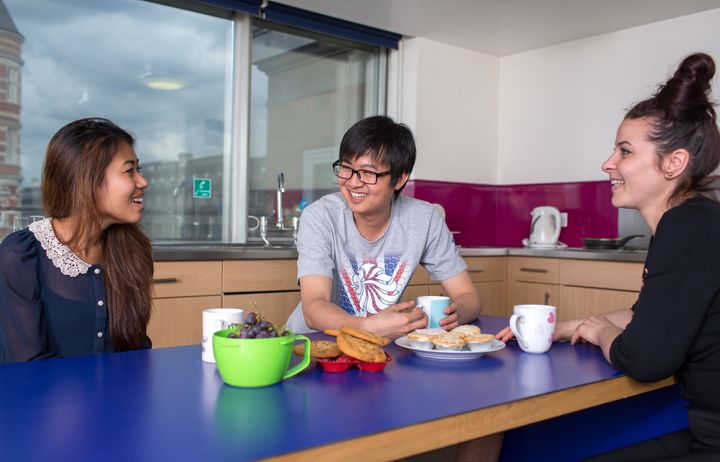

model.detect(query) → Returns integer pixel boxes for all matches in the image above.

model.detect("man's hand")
[362,301,427,339]
[438,302,460,330]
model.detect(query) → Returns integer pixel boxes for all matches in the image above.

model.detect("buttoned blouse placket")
[89,265,108,354]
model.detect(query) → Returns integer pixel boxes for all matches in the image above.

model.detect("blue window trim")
[179,0,401,49]
[262,2,401,50]
[191,0,261,15]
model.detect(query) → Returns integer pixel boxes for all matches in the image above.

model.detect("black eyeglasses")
[332,161,392,185]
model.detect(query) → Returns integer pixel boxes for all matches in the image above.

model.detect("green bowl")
[213,328,311,388]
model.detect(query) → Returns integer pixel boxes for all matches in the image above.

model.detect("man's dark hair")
[338,116,416,197]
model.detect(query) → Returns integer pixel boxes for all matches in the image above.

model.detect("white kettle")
[525,206,561,247]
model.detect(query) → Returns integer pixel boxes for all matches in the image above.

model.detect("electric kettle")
[524,206,561,247]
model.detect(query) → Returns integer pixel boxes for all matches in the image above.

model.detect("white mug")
[202,308,244,363]
[416,296,450,328]
[509,304,556,354]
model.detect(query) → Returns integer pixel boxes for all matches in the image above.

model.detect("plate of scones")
[395,324,505,361]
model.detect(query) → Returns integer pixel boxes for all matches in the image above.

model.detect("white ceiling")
[276,0,720,56]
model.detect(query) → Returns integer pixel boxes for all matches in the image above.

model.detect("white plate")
[395,336,505,361]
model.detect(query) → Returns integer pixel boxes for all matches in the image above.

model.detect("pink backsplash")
[406,179,618,248]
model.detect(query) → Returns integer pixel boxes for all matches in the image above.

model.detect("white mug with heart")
[509,304,556,353]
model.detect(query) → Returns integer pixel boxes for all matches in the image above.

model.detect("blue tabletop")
[0,316,623,461]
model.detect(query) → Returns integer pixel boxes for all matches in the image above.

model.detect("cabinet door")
[153,261,222,298]
[507,282,559,313]
[428,284,447,297]
[223,260,297,293]
[223,291,301,326]
[560,286,639,320]
[475,281,507,317]
[148,295,222,348]
[427,282,505,317]
[402,284,428,301]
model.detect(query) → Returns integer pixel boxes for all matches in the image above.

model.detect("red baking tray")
[316,353,391,373]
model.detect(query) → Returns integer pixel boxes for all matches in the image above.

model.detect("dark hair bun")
[656,52,716,122]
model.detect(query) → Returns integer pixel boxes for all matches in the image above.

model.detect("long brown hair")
[41,118,153,351]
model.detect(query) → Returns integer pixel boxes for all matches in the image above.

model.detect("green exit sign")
[193,178,212,198]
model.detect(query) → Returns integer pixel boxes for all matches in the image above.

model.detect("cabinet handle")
[152,277,179,284]
[544,292,550,305]
[468,269,485,273]
[520,267,548,273]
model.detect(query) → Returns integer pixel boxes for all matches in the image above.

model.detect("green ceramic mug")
[213,328,311,388]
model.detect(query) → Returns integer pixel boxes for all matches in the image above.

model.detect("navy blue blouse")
[0,219,127,363]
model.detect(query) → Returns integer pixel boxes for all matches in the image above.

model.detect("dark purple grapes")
[245,312,257,326]
[226,311,290,339]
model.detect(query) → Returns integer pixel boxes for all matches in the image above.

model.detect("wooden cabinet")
[506,257,560,313]
[149,261,223,348]
[223,291,301,327]
[223,259,297,293]
[222,259,300,326]
[148,295,221,348]
[429,256,506,316]
[559,260,643,319]
[149,255,644,347]
[506,256,644,322]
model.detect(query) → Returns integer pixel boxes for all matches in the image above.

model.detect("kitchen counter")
[153,244,647,263]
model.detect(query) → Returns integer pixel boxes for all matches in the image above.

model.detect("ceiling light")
[138,71,188,91]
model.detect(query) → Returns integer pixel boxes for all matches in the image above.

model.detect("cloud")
[5,0,233,185]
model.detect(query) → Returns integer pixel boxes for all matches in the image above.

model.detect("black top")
[0,219,149,364]
[610,195,720,412]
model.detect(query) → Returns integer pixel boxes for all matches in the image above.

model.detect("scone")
[432,333,466,351]
[407,331,434,350]
[465,334,495,351]
[451,325,482,338]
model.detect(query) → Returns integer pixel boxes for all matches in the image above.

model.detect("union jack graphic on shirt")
[335,251,411,317]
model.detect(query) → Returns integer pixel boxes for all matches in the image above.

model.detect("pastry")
[336,333,387,363]
[432,333,466,351]
[451,325,482,338]
[407,331,434,350]
[340,325,391,346]
[293,340,342,358]
[465,334,495,351]
[323,328,341,337]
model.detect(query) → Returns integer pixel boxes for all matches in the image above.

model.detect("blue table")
[0,316,681,461]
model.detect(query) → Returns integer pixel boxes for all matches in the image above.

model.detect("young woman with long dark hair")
[0,118,154,363]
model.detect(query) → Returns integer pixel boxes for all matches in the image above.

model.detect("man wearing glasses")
[286,116,482,339]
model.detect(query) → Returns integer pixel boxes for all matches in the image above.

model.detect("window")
[247,20,384,242]
[0,0,388,242]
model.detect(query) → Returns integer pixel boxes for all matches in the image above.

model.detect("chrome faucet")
[275,172,285,229]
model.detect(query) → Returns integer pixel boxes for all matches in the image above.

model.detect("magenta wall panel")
[408,179,618,248]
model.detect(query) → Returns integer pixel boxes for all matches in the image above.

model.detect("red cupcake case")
[316,353,391,373]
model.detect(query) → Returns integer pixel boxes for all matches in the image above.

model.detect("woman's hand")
[570,315,617,346]
[495,326,514,342]
[554,319,585,342]
[495,318,585,343]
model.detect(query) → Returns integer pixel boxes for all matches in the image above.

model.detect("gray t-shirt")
[287,193,466,332]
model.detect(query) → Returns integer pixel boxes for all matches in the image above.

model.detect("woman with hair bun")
[0,118,154,363]
[496,53,720,459]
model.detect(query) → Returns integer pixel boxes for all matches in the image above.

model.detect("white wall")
[498,8,720,184]
[399,37,500,184]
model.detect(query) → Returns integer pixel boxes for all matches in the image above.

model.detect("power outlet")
[560,212,568,228]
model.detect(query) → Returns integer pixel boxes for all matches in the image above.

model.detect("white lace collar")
[29,218,91,278]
